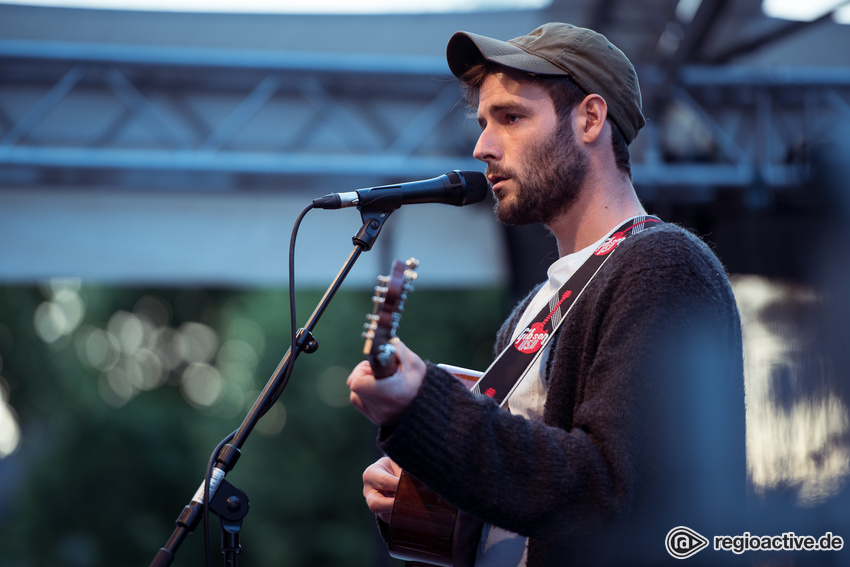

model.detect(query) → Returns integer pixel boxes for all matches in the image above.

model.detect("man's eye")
[506,114,521,123]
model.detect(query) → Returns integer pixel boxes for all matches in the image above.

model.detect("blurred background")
[0,0,848,565]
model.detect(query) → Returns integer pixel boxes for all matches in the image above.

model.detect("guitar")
[363,259,481,567]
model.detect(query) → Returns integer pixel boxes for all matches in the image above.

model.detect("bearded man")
[347,23,746,567]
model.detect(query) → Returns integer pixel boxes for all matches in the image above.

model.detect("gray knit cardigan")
[377,223,746,567]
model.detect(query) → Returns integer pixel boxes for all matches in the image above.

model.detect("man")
[348,23,745,566]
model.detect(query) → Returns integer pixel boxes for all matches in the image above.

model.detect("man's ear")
[576,94,608,144]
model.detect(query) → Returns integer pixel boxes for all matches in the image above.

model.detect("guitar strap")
[471,215,662,407]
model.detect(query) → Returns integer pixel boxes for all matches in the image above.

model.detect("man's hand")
[347,340,426,426]
[362,456,403,523]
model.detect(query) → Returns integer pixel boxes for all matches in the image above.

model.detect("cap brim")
[447,30,568,79]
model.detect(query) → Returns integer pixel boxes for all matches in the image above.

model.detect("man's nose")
[473,127,500,163]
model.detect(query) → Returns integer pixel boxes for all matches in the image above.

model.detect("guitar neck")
[362,258,418,379]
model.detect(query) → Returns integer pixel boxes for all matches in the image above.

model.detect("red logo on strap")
[595,218,660,256]
[514,321,549,354]
[513,290,572,354]
[594,236,624,256]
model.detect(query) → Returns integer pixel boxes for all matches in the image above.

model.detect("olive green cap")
[447,22,646,144]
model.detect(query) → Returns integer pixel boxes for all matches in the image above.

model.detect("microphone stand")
[150,205,395,567]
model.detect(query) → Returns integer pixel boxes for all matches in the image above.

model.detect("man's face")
[473,71,589,226]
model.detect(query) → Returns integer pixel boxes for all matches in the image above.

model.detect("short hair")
[460,61,633,181]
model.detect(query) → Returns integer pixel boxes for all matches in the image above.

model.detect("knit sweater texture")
[378,223,746,566]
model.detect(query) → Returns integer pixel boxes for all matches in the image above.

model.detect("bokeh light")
[316,366,352,408]
[33,279,85,345]
[0,376,21,457]
[180,363,224,408]
[45,287,273,414]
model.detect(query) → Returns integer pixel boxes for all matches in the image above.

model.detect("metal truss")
[634,65,850,201]
[0,39,482,192]
[1,38,849,197]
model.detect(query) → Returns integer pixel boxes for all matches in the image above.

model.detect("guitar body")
[387,470,458,567]
[385,364,485,567]
[388,471,481,567]
[364,261,482,567]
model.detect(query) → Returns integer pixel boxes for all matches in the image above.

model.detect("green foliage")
[0,282,506,566]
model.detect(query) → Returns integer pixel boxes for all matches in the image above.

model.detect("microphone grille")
[454,170,489,206]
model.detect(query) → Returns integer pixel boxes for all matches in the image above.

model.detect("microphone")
[312,170,488,210]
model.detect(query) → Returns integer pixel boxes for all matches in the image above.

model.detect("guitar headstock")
[362,258,419,379]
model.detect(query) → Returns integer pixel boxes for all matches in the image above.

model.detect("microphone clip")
[353,207,394,251]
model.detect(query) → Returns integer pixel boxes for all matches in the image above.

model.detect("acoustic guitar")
[362,259,481,567]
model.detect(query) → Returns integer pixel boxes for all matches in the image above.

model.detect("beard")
[489,119,589,226]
